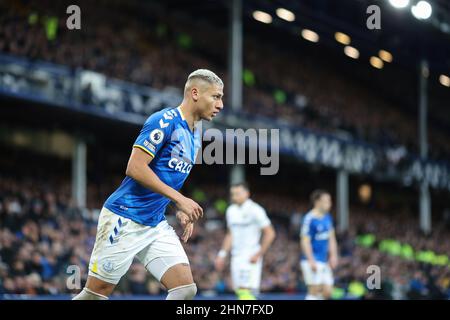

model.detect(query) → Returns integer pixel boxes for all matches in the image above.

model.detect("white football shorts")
[231,254,263,291]
[300,260,334,286]
[88,207,189,285]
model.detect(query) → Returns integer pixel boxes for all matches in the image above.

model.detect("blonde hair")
[184,69,223,94]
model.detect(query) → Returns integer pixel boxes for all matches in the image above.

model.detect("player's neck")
[312,208,325,217]
[179,102,198,132]
[237,198,249,206]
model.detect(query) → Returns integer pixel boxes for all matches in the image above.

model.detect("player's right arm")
[300,217,317,272]
[126,111,203,222]
[215,207,232,271]
[126,148,203,222]
[214,230,232,272]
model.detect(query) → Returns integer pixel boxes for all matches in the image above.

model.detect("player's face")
[317,194,332,213]
[197,83,224,121]
[230,186,249,205]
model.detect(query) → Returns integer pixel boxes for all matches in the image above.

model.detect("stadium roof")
[164,0,450,75]
[242,0,450,71]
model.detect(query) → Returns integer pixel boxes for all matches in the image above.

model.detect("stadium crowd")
[0,148,449,299]
[0,0,449,300]
[1,0,450,162]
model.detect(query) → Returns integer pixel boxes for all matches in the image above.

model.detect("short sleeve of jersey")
[328,214,335,232]
[133,112,174,158]
[225,207,231,228]
[253,206,271,229]
[301,215,313,238]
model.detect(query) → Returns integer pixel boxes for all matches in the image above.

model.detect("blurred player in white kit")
[215,182,276,300]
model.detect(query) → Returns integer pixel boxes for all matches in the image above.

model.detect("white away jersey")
[226,199,271,257]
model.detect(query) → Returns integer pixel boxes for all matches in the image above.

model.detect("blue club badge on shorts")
[102,261,115,273]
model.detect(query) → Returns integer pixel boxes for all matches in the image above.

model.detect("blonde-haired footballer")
[73,69,224,300]
[215,182,276,300]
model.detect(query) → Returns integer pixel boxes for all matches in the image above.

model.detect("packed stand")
[0,148,449,299]
[0,0,449,161]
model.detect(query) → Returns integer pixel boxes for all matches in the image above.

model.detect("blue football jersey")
[300,211,334,263]
[104,106,201,226]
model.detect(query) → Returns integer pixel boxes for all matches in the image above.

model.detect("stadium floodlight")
[379,50,393,63]
[370,56,384,69]
[276,8,295,22]
[335,32,351,45]
[441,22,450,33]
[344,46,359,59]
[411,1,432,20]
[440,74,450,87]
[301,29,319,43]
[389,0,410,9]
[253,10,273,24]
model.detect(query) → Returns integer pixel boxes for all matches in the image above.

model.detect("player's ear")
[191,87,199,102]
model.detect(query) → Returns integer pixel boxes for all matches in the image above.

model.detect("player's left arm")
[257,225,276,257]
[250,207,276,263]
[328,228,339,269]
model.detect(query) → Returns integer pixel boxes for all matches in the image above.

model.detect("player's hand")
[329,255,338,270]
[309,259,318,273]
[176,211,190,227]
[249,252,262,264]
[175,196,203,222]
[181,221,194,243]
[177,211,194,243]
[214,256,226,272]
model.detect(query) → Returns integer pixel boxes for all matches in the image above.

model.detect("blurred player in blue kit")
[300,190,339,300]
